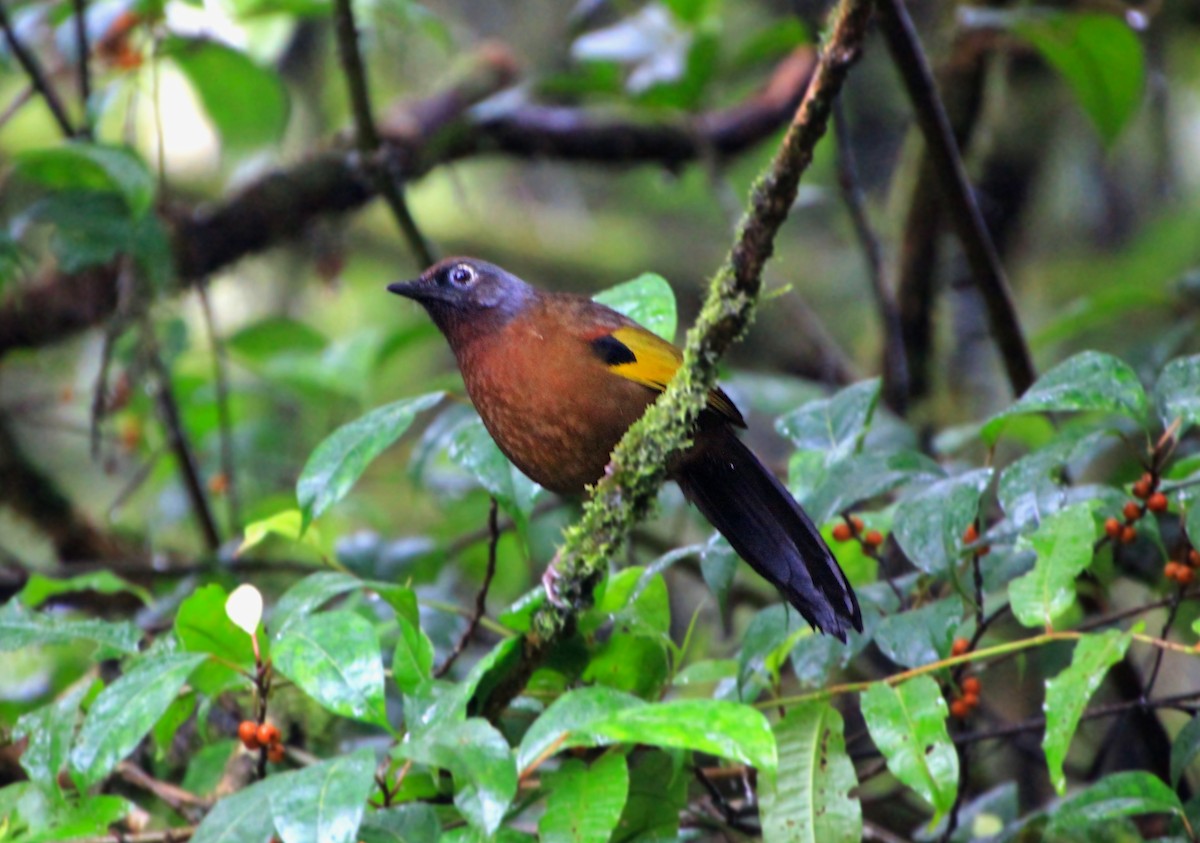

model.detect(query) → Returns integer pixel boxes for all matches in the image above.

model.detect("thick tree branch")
[876,0,1035,396]
[0,44,816,359]
[484,0,873,719]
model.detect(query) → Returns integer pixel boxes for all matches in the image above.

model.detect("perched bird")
[389,258,863,640]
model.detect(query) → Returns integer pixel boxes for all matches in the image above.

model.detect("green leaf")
[738,604,807,699]
[759,701,861,843]
[272,571,417,634]
[1043,629,1132,795]
[175,583,260,696]
[525,694,775,773]
[228,316,327,363]
[997,428,1117,529]
[893,470,992,575]
[593,272,678,341]
[69,652,206,790]
[0,600,140,654]
[874,599,963,670]
[166,37,290,151]
[270,748,376,843]
[1009,502,1097,629]
[273,611,389,727]
[392,614,435,695]
[794,449,943,526]
[240,508,323,556]
[397,718,517,836]
[1155,354,1200,435]
[615,751,687,841]
[518,687,643,770]
[861,676,958,820]
[1012,13,1144,146]
[983,351,1148,443]
[539,754,629,843]
[152,691,195,759]
[358,803,442,843]
[191,774,282,843]
[776,379,881,462]
[446,412,542,524]
[1171,715,1200,787]
[15,142,155,217]
[297,392,445,527]
[14,683,88,796]
[582,633,669,698]
[1048,771,1182,835]
[18,570,151,608]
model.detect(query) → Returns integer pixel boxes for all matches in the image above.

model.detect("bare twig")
[72,0,92,137]
[831,99,908,414]
[0,1,76,137]
[435,497,501,678]
[144,333,222,552]
[116,762,209,821]
[875,0,1035,397]
[0,84,35,130]
[331,0,435,268]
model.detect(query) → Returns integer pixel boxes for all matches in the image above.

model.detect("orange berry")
[850,516,864,532]
[950,698,971,719]
[962,691,980,709]
[1132,479,1151,499]
[832,523,852,542]
[951,638,970,657]
[1104,518,1122,539]
[961,676,981,696]
[1120,525,1137,544]
[963,523,979,544]
[1189,549,1200,568]
[977,544,991,557]
[237,720,260,750]
[1147,492,1168,513]
[1165,562,1181,581]
[118,416,142,452]
[257,723,280,747]
[1178,567,1194,586]
[864,529,884,548]
[267,742,285,763]
[1123,501,1142,521]
[207,472,229,496]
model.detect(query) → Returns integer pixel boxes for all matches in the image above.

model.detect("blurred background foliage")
[2,0,1200,839]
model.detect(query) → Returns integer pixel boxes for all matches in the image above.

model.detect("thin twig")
[875,0,1035,397]
[435,496,501,678]
[831,99,908,413]
[72,0,92,137]
[0,84,35,130]
[331,0,435,268]
[196,282,241,529]
[0,1,77,137]
[143,333,222,552]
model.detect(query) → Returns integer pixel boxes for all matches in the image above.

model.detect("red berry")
[1178,567,1194,586]
[257,723,280,747]
[1123,501,1142,521]
[961,676,981,696]
[238,720,260,750]
[1132,479,1151,499]
[267,742,286,763]
[1165,562,1181,581]
[1104,518,1122,539]
[951,638,970,657]
[950,698,970,719]
[1147,492,1168,513]
[1120,525,1137,544]
[864,529,884,548]
[962,691,980,709]
[1189,550,1200,568]
[962,523,979,544]
[832,523,852,542]
[850,516,864,532]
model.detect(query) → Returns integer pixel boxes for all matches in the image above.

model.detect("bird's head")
[388,257,537,343]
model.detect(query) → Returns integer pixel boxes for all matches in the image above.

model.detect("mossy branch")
[482,0,876,714]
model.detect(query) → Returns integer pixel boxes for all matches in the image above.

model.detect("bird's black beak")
[387,279,423,299]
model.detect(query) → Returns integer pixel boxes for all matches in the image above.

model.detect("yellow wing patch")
[603,326,745,426]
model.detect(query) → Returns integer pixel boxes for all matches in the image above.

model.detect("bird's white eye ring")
[448,265,476,286]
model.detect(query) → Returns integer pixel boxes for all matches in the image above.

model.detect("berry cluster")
[1164,550,1200,586]
[238,720,284,763]
[950,675,982,719]
[832,515,883,549]
[961,523,990,557]
[1104,471,1168,546]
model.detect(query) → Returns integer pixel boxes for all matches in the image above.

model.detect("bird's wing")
[588,325,746,427]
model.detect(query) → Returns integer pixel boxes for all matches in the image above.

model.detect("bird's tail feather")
[675,425,863,641]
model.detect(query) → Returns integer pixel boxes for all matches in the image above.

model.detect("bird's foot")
[541,554,569,608]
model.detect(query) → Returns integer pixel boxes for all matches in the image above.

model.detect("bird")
[388,257,863,640]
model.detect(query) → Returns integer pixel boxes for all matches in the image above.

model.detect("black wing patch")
[590,334,637,367]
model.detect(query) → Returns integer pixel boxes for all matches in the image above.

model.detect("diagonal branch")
[484,0,875,719]
[0,1,77,137]
[875,0,1035,396]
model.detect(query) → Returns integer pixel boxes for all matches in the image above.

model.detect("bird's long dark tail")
[674,424,863,641]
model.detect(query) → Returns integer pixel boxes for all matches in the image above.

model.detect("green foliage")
[1009,502,1098,629]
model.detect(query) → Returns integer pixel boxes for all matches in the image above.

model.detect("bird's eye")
[448,265,476,286]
